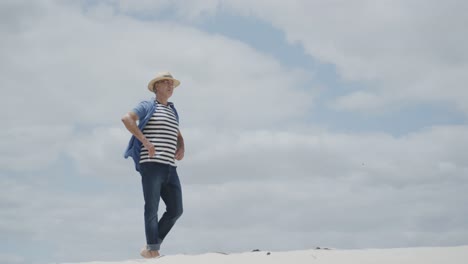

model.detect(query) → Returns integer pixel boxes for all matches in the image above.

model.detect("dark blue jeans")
[139,162,183,251]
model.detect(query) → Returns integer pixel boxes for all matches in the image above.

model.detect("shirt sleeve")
[132,100,150,121]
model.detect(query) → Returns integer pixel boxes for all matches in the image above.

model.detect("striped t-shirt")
[139,101,179,166]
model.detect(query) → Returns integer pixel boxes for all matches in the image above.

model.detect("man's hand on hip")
[175,147,184,161]
[143,140,156,157]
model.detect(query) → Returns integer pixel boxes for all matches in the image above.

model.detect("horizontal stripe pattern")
[140,102,179,166]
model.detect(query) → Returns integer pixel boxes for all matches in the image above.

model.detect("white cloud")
[0,0,314,129]
[2,1,468,263]
[117,0,220,19]
[135,0,468,114]
[329,91,390,113]
[0,0,314,173]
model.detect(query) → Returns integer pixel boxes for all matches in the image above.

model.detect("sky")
[1,0,468,263]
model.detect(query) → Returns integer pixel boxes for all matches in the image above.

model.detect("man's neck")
[156,98,169,106]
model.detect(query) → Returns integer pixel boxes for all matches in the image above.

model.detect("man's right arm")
[121,112,155,157]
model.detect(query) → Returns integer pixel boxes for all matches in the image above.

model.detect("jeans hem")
[146,244,161,251]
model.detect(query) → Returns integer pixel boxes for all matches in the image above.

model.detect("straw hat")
[147,71,181,92]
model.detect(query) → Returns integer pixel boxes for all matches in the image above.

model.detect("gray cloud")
[0,126,73,172]
[3,122,467,263]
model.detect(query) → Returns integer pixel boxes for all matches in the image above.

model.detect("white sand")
[63,245,468,264]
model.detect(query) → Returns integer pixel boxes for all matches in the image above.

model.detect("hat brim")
[147,77,181,92]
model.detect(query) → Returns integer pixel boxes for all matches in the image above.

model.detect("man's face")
[154,79,174,97]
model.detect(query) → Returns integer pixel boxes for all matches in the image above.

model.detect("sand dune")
[62,245,468,264]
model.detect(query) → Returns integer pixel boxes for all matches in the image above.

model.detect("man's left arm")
[175,130,185,161]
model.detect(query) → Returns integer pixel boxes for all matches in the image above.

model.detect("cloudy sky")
[1,0,468,263]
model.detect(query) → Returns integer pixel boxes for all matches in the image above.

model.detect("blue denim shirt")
[124,98,179,172]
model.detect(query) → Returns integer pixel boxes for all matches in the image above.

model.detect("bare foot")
[140,248,160,258]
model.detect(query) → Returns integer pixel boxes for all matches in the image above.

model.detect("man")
[122,72,185,258]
